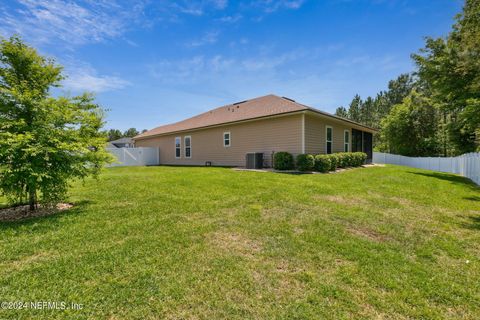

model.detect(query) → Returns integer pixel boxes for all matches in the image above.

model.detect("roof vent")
[233,100,247,105]
[282,97,296,102]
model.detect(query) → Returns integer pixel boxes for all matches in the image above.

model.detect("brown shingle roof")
[135,94,375,140]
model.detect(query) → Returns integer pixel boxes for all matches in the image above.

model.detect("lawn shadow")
[408,171,479,190]
[464,196,480,202]
[275,171,314,175]
[0,200,93,232]
[459,215,480,231]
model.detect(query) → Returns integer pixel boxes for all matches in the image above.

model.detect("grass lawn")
[0,165,479,319]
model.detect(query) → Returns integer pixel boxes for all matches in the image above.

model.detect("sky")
[0,0,462,131]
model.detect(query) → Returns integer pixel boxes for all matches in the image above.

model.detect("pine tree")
[335,106,349,119]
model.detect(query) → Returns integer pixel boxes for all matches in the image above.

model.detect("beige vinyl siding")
[135,114,303,167]
[304,114,352,154]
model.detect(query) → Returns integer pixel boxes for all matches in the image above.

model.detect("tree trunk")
[28,187,36,211]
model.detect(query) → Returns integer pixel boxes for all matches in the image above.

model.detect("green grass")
[1,165,479,319]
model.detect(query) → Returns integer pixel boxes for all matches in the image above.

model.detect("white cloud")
[211,0,228,9]
[0,0,146,46]
[187,31,220,47]
[145,44,408,114]
[62,64,130,93]
[167,0,228,17]
[148,49,305,84]
[218,14,243,23]
[251,0,305,12]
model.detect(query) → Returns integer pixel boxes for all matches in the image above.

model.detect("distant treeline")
[105,128,147,141]
[336,0,479,157]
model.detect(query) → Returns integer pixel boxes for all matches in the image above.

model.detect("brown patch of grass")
[347,226,390,242]
[390,197,415,207]
[317,195,369,206]
[208,231,263,259]
[2,252,57,271]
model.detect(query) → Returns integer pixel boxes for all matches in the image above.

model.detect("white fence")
[373,152,480,185]
[106,148,159,167]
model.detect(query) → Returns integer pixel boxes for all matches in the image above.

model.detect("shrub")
[314,155,331,173]
[274,152,295,170]
[328,154,339,171]
[343,153,354,167]
[350,152,367,166]
[296,154,315,172]
[334,153,344,168]
[337,152,351,168]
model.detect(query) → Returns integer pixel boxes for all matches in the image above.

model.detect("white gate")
[107,148,159,167]
[373,152,480,185]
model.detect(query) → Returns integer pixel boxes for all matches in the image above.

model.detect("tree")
[123,127,140,137]
[107,129,122,141]
[360,96,375,128]
[385,74,415,106]
[412,0,480,154]
[335,106,348,118]
[0,36,112,210]
[348,94,362,122]
[380,91,441,156]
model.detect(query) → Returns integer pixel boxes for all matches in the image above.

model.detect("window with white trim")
[184,136,191,158]
[223,132,231,147]
[326,126,333,154]
[175,137,181,158]
[344,130,350,152]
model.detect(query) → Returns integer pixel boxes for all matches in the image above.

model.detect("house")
[109,137,134,148]
[133,95,377,167]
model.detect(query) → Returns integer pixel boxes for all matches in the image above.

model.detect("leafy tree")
[412,0,480,154]
[123,127,140,137]
[335,106,348,118]
[0,36,112,210]
[107,129,123,141]
[380,91,441,156]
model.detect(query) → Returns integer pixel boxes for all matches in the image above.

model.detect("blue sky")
[0,0,462,131]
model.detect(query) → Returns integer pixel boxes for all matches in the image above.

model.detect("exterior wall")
[135,114,303,167]
[304,113,353,154]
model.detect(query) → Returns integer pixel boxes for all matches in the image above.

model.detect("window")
[344,130,350,152]
[175,137,181,158]
[223,132,231,147]
[326,126,333,154]
[184,136,191,158]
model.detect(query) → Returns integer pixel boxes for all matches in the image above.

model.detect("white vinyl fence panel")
[373,152,480,185]
[106,148,159,167]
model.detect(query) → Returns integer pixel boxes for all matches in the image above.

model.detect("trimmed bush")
[296,154,315,172]
[351,152,367,166]
[273,152,295,170]
[343,153,354,167]
[314,155,331,173]
[336,152,350,168]
[328,154,339,171]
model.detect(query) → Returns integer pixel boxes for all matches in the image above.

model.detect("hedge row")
[273,151,367,172]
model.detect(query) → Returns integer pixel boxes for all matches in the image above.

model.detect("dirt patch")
[208,231,263,258]
[0,203,73,222]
